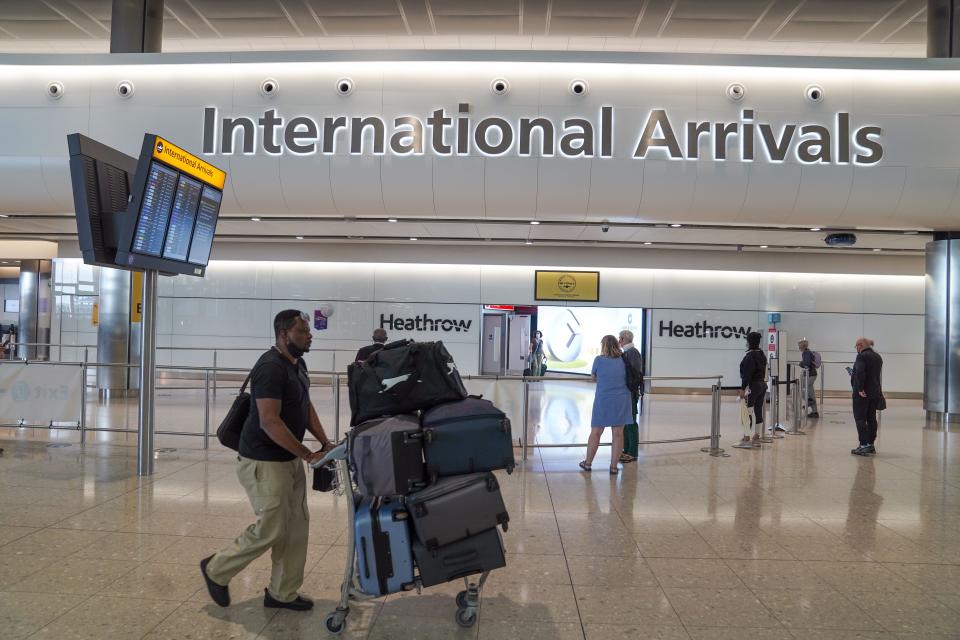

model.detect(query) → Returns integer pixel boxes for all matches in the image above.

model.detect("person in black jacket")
[738,331,767,447]
[355,328,387,362]
[851,337,884,456]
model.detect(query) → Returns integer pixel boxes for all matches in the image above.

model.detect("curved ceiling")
[0,0,928,57]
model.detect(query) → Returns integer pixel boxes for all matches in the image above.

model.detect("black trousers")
[853,395,880,445]
[747,383,766,424]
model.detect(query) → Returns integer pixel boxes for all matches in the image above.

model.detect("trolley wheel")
[455,607,477,628]
[324,612,346,635]
[456,590,469,608]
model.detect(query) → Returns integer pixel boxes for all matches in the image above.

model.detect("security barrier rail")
[0,358,727,460]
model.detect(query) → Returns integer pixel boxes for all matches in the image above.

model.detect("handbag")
[216,372,252,451]
[312,464,336,492]
[877,395,887,411]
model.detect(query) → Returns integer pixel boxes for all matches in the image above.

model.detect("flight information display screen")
[162,175,203,261]
[118,134,227,277]
[132,162,178,257]
[187,187,221,266]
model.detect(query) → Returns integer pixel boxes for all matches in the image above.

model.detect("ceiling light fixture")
[387,218,398,223]
[295,236,304,240]
[809,227,821,231]
[529,221,540,225]
[643,241,653,245]
[0,214,8,218]
[760,245,769,248]
[873,248,882,252]
[409,237,418,241]
[904,230,919,235]
[525,240,533,245]
[670,223,682,228]
[251,217,261,222]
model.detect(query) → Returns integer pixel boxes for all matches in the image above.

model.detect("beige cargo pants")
[206,456,309,602]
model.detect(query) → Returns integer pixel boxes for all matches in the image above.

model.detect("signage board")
[130,271,143,323]
[538,306,642,375]
[114,134,227,278]
[767,327,779,359]
[535,271,600,302]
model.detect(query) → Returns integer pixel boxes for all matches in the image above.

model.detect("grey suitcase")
[406,472,509,550]
[349,414,427,497]
[413,527,506,588]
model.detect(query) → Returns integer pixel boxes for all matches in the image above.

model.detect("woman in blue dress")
[579,335,633,474]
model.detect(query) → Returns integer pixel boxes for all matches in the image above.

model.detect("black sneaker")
[264,588,314,611]
[200,555,230,607]
[851,445,867,455]
[808,412,820,419]
[862,444,876,455]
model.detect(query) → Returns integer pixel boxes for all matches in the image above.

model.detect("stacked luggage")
[346,340,515,604]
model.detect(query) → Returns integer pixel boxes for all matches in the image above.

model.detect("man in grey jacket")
[798,339,820,418]
[618,330,644,463]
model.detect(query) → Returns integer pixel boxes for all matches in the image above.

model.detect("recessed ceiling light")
[295,236,304,240]
[0,261,6,264]
[904,230,919,235]
[873,248,882,252]
[387,218,398,223]
[0,214,8,218]
[809,227,821,231]
[525,240,533,245]
[529,220,540,225]
[409,237,418,241]
[643,241,653,245]
[670,223,682,228]
[760,245,769,248]
[251,217,261,222]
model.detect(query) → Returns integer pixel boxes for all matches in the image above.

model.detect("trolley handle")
[312,440,348,467]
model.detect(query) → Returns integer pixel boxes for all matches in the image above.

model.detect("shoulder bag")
[216,372,252,451]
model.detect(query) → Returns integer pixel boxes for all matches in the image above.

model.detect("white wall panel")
[775,312,863,353]
[862,276,925,315]
[381,154,434,216]
[271,262,375,301]
[596,268,654,307]
[738,162,802,225]
[330,155,386,215]
[480,265,537,305]
[174,261,273,300]
[845,165,907,227]
[863,314,925,355]
[586,157,644,219]
[761,273,866,313]
[170,298,272,337]
[653,270,760,310]
[269,299,372,342]
[637,159,697,219]
[485,157,538,217]
[433,156,485,217]
[896,167,959,220]
[278,153,337,216]
[373,263,481,303]
[792,163,854,225]
[536,156,590,220]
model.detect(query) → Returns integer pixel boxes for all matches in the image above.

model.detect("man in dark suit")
[355,328,387,362]
[851,337,884,456]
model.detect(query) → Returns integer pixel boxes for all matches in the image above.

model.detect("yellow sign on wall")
[534,270,600,302]
[130,271,143,323]
[152,135,226,189]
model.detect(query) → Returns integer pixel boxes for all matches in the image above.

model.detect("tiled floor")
[0,392,958,639]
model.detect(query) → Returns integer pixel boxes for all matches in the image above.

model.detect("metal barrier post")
[80,349,88,445]
[789,379,806,435]
[769,376,784,439]
[701,380,728,457]
[203,368,211,450]
[332,373,341,441]
[212,351,218,404]
[521,379,530,460]
[819,365,825,413]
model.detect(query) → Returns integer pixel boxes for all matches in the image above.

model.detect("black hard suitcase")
[413,527,506,588]
[349,414,427,497]
[348,340,468,425]
[406,472,509,550]
[421,397,516,479]
[354,497,416,596]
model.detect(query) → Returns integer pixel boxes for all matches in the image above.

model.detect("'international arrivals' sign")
[201,106,883,166]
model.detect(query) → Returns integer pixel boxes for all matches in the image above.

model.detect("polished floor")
[0,392,958,639]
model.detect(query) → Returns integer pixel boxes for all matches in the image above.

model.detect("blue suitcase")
[421,397,516,480]
[354,496,416,596]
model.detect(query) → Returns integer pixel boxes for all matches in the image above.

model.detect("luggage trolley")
[313,442,489,636]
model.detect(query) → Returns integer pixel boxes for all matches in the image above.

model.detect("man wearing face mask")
[201,310,332,612]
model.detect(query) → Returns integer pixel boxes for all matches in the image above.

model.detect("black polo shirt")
[239,347,311,461]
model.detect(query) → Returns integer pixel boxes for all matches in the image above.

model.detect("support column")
[924,237,960,424]
[110,0,164,54]
[96,267,131,393]
[17,260,52,360]
[928,0,960,58]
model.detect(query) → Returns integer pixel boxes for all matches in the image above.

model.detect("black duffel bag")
[216,372,251,451]
[348,340,468,425]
